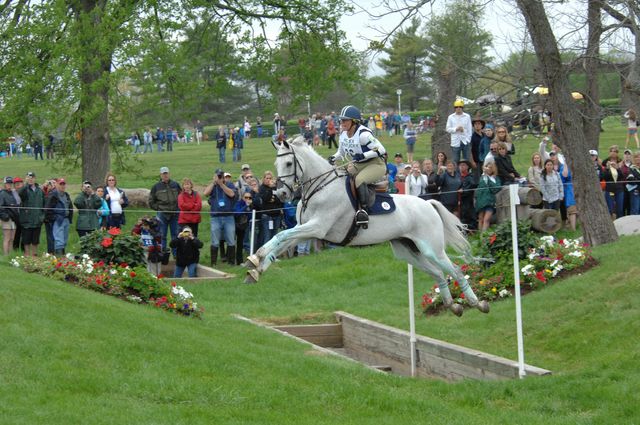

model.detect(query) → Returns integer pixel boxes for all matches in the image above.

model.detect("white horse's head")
[273,135,306,202]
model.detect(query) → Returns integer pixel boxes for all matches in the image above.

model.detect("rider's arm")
[359,132,386,160]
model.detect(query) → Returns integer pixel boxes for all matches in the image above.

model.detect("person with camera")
[74,181,103,238]
[169,226,203,278]
[45,178,73,256]
[204,168,237,266]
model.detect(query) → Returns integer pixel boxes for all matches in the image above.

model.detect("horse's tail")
[427,200,472,261]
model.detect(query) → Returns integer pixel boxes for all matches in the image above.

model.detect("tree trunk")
[621,30,640,111]
[516,0,617,247]
[431,66,456,161]
[74,0,112,185]
[583,0,602,150]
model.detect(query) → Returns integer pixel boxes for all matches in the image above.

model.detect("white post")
[407,263,417,377]
[249,209,257,255]
[509,184,526,379]
[396,89,402,117]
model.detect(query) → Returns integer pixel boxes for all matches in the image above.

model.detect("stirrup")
[355,209,369,229]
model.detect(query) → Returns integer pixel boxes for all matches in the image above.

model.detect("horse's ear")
[281,140,290,149]
[271,140,280,150]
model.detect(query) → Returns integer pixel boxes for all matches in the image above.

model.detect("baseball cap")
[241,163,251,170]
[215,168,224,175]
[224,172,231,177]
[404,164,412,169]
[589,149,598,156]
[57,178,66,184]
[160,166,170,174]
[26,171,36,177]
[83,180,92,186]
[549,151,557,156]
[13,177,23,183]
[394,153,403,158]
[4,176,14,184]
[624,149,632,155]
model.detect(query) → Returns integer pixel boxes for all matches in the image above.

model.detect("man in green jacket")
[74,181,103,238]
[18,171,45,257]
[149,166,181,253]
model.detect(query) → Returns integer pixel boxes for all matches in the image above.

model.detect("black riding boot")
[210,246,218,267]
[356,185,370,228]
[226,246,236,266]
[220,240,227,263]
[54,249,64,257]
[235,245,244,266]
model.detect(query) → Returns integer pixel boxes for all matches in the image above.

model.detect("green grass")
[1,234,639,424]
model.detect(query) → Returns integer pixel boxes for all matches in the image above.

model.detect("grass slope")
[1,235,639,424]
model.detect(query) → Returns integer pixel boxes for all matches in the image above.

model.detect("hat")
[241,163,251,170]
[26,171,35,177]
[549,151,557,156]
[160,166,169,174]
[458,160,473,168]
[404,164,412,169]
[83,180,92,186]
[589,149,598,156]
[181,226,192,233]
[215,168,224,175]
[12,177,23,183]
[57,178,66,184]
[224,172,231,177]
[394,153,403,158]
[485,123,494,130]
[472,115,486,128]
[624,149,632,155]
[4,176,13,184]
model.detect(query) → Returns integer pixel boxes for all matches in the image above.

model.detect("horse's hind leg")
[390,239,464,317]
[434,248,490,314]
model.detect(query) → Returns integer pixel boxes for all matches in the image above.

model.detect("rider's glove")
[327,155,336,166]
[352,153,365,162]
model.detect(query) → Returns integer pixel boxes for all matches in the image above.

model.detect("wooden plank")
[273,324,342,338]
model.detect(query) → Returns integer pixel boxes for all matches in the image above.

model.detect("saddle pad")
[345,176,396,215]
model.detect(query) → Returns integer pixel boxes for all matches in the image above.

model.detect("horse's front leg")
[244,222,325,283]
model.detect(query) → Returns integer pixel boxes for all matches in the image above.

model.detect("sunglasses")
[243,196,252,200]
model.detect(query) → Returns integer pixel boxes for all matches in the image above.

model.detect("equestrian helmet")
[339,105,362,122]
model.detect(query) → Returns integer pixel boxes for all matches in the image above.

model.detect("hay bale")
[125,188,151,208]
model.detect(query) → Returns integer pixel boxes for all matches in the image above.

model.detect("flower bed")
[422,236,594,315]
[11,253,203,318]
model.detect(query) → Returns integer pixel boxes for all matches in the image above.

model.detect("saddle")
[345,176,396,216]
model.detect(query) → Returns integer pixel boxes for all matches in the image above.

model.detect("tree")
[424,0,492,161]
[369,18,429,111]
[515,0,617,246]
[0,0,348,184]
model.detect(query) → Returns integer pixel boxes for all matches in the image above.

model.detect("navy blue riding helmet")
[339,105,361,123]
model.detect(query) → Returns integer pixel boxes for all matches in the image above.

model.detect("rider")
[328,105,387,227]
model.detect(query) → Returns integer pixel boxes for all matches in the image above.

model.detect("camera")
[217,172,223,178]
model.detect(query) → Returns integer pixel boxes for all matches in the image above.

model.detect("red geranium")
[108,227,121,236]
[101,237,113,248]
[535,271,546,283]
[130,271,136,278]
[489,233,497,245]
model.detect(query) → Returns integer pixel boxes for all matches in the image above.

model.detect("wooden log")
[124,188,150,208]
[529,208,562,233]
[495,187,541,207]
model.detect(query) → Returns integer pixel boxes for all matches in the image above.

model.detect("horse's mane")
[284,136,333,172]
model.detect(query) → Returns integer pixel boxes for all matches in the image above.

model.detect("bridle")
[275,145,346,218]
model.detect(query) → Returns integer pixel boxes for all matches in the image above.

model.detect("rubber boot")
[54,249,64,257]
[226,246,236,266]
[210,246,218,267]
[220,240,227,263]
[235,246,244,266]
[355,184,370,228]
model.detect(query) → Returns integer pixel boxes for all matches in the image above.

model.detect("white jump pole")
[509,184,526,379]
[407,264,417,377]
[249,209,257,255]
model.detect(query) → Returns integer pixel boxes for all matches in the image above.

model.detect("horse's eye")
[286,162,293,167]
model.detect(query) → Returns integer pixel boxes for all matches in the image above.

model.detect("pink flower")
[108,227,121,236]
[101,238,113,248]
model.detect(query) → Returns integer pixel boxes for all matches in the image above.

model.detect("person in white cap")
[149,167,182,254]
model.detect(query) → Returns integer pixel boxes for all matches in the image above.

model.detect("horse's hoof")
[246,255,259,269]
[449,303,464,317]
[476,300,490,314]
[244,269,260,284]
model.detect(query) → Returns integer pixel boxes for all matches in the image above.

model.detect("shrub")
[79,227,146,267]
[477,219,539,261]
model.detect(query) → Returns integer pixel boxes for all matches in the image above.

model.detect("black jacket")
[169,236,203,267]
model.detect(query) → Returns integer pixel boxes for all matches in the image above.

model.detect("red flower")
[55,262,62,269]
[96,260,105,267]
[157,274,165,279]
[171,282,176,287]
[130,271,136,278]
[460,264,468,272]
[453,280,459,287]
[119,262,128,268]
[108,227,121,236]
[535,271,546,283]
[96,277,103,286]
[489,233,497,245]
[460,293,465,299]
[101,237,113,248]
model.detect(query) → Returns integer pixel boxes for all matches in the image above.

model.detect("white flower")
[82,253,90,260]
[528,251,537,260]
[464,274,470,280]
[85,266,94,274]
[499,289,510,298]
[66,253,74,260]
[434,287,440,294]
[109,269,117,275]
[569,251,584,258]
[521,264,534,276]
[126,295,142,303]
[10,259,20,267]
[171,285,193,300]
[540,235,555,247]
[550,260,559,267]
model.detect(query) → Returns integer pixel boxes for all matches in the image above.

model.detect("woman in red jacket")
[178,177,202,237]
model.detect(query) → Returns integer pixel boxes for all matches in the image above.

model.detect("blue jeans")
[630,191,640,215]
[218,147,226,163]
[260,215,282,247]
[53,217,70,251]
[606,191,625,217]
[157,213,179,253]
[210,215,235,247]
[233,147,241,162]
[156,141,163,152]
[174,263,197,278]
[143,141,153,153]
[451,143,471,164]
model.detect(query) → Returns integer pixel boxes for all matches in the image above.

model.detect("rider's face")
[340,119,352,132]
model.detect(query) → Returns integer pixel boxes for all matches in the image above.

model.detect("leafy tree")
[0,0,348,184]
[369,18,430,112]
[424,0,492,161]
